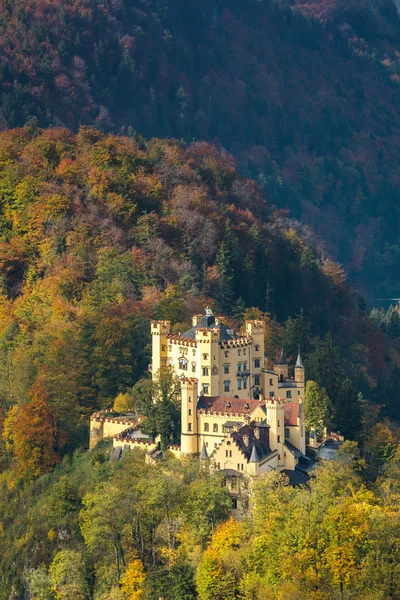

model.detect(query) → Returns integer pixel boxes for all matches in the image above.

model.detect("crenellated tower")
[151,320,171,378]
[180,377,199,454]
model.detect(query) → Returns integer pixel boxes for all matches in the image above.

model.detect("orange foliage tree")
[3,383,61,479]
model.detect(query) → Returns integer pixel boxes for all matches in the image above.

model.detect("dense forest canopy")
[0,0,399,294]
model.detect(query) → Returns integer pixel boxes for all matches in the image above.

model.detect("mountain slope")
[1,0,400,294]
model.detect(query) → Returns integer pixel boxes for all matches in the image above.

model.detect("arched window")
[179,358,188,371]
[204,423,209,432]
[213,423,218,433]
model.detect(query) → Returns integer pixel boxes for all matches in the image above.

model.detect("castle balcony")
[237,370,251,378]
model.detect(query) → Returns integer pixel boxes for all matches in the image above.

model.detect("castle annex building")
[90,310,308,479]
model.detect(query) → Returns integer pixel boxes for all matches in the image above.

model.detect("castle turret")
[266,397,285,468]
[180,377,199,454]
[275,349,289,381]
[151,320,171,378]
[295,349,305,384]
[247,444,260,476]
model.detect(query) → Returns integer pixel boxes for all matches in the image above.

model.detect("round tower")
[180,377,199,454]
[266,397,285,468]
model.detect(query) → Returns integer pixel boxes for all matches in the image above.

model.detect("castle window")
[202,384,209,395]
[224,381,230,393]
[188,397,192,403]
[161,345,166,352]
[237,379,242,390]
[203,353,209,360]
[213,423,218,433]
[225,351,229,358]
[298,390,301,395]
[179,358,188,371]
[214,442,217,448]
[244,402,250,410]
[226,450,229,457]
[241,464,244,471]
[254,359,260,368]
[270,378,273,386]
[192,363,196,372]
[188,423,192,431]
[255,345,260,351]
[243,362,247,371]
[237,464,240,471]
[254,375,260,386]
[243,379,247,390]
[270,391,274,397]
[204,423,209,432]
[278,454,281,460]
[192,349,196,356]
[226,401,231,409]
[278,435,281,443]
[278,420,280,427]
[285,428,290,438]
[286,391,292,398]
[237,363,242,372]
[224,364,230,374]
[202,367,209,376]
[188,409,192,416]
[230,450,232,457]
[243,349,246,355]
[238,349,241,356]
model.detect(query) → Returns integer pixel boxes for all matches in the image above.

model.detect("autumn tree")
[3,385,61,479]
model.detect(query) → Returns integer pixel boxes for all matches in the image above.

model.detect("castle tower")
[246,320,265,396]
[266,397,285,468]
[180,377,199,454]
[195,327,220,396]
[295,349,305,384]
[151,320,171,378]
[275,349,289,381]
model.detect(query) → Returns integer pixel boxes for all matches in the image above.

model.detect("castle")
[90,310,308,480]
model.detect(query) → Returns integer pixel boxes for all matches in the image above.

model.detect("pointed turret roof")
[200,441,209,460]
[249,444,260,463]
[295,350,304,369]
[278,348,287,365]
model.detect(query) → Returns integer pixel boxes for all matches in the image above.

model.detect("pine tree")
[304,380,331,439]
[334,378,361,440]
[216,241,234,313]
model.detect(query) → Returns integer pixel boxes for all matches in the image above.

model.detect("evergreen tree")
[334,378,362,440]
[304,380,331,439]
[216,241,234,313]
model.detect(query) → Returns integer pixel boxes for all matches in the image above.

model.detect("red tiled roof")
[198,396,262,415]
[284,401,300,426]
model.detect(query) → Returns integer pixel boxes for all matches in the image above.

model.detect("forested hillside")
[0,127,400,598]
[1,441,400,600]
[0,125,395,470]
[0,0,400,293]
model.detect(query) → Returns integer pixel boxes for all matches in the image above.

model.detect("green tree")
[49,550,88,600]
[334,378,361,440]
[304,380,331,439]
[216,241,234,313]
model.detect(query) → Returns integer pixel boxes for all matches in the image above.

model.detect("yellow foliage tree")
[120,558,146,600]
[113,393,131,413]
